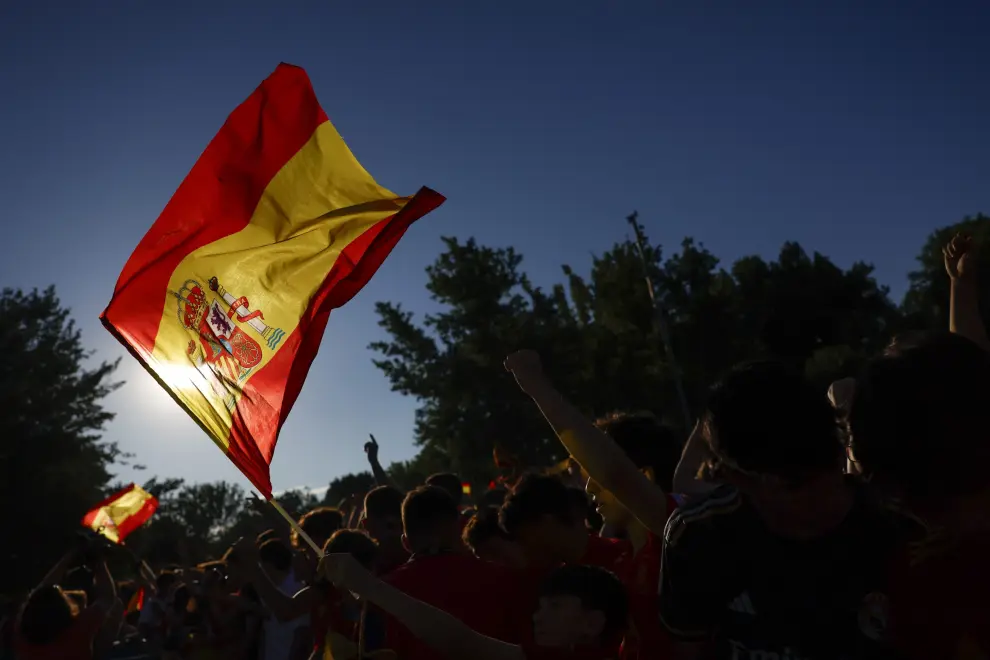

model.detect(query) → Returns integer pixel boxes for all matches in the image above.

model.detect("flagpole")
[267,497,324,557]
[626,211,691,431]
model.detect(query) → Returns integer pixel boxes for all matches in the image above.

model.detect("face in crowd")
[499,474,589,565]
[532,565,628,648]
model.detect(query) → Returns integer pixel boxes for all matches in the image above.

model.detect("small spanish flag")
[461,482,472,496]
[126,587,146,614]
[82,484,159,544]
[101,64,444,497]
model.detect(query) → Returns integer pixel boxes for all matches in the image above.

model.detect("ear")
[401,534,411,553]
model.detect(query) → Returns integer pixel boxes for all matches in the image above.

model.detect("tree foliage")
[0,287,121,593]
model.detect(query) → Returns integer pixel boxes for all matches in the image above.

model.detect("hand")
[944,233,977,281]
[504,350,548,395]
[321,553,373,595]
[364,434,380,463]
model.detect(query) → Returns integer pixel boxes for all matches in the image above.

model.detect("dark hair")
[258,539,294,573]
[595,411,682,492]
[171,584,192,615]
[18,586,76,645]
[402,486,459,540]
[463,506,511,552]
[540,565,629,642]
[704,360,842,481]
[323,530,378,570]
[849,332,990,504]
[499,474,574,536]
[425,473,464,505]
[364,486,404,522]
[295,507,344,549]
[156,571,179,594]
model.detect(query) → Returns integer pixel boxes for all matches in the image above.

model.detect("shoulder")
[663,484,743,549]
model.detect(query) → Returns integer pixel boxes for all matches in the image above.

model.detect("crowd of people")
[2,233,988,659]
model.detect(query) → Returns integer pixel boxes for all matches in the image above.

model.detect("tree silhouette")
[0,287,121,592]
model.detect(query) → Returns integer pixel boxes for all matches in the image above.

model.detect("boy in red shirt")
[363,486,410,575]
[325,553,628,660]
[586,412,682,659]
[383,486,523,659]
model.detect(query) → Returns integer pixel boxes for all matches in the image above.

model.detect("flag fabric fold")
[81,484,159,544]
[101,63,445,497]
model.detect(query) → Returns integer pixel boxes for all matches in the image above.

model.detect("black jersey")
[658,484,922,660]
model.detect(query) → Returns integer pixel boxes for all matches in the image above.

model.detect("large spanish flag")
[101,64,445,497]
[82,484,159,544]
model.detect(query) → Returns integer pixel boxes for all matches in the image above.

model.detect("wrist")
[521,374,554,399]
[952,277,979,296]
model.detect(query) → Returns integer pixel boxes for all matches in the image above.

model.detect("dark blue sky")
[1,1,987,495]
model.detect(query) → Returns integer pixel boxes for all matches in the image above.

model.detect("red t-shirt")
[384,553,524,660]
[15,604,106,660]
[522,643,617,659]
[888,531,990,659]
[580,534,632,570]
[613,493,677,660]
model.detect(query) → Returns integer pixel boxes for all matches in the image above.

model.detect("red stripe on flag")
[100,63,326,356]
[115,496,160,542]
[227,187,446,496]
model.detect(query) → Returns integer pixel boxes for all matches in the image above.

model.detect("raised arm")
[504,350,671,538]
[944,233,990,351]
[365,435,396,488]
[323,554,524,660]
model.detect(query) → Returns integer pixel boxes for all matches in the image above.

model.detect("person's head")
[364,486,404,546]
[463,506,527,567]
[701,360,844,518]
[258,538,294,580]
[156,570,179,597]
[401,486,461,554]
[532,565,628,648]
[295,507,344,551]
[587,412,682,529]
[849,332,990,523]
[323,529,378,570]
[425,473,464,507]
[18,586,78,646]
[170,584,192,615]
[499,474,588,566]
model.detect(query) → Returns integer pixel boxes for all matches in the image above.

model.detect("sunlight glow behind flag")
[81,484,159,544]
[101,64,445,497]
